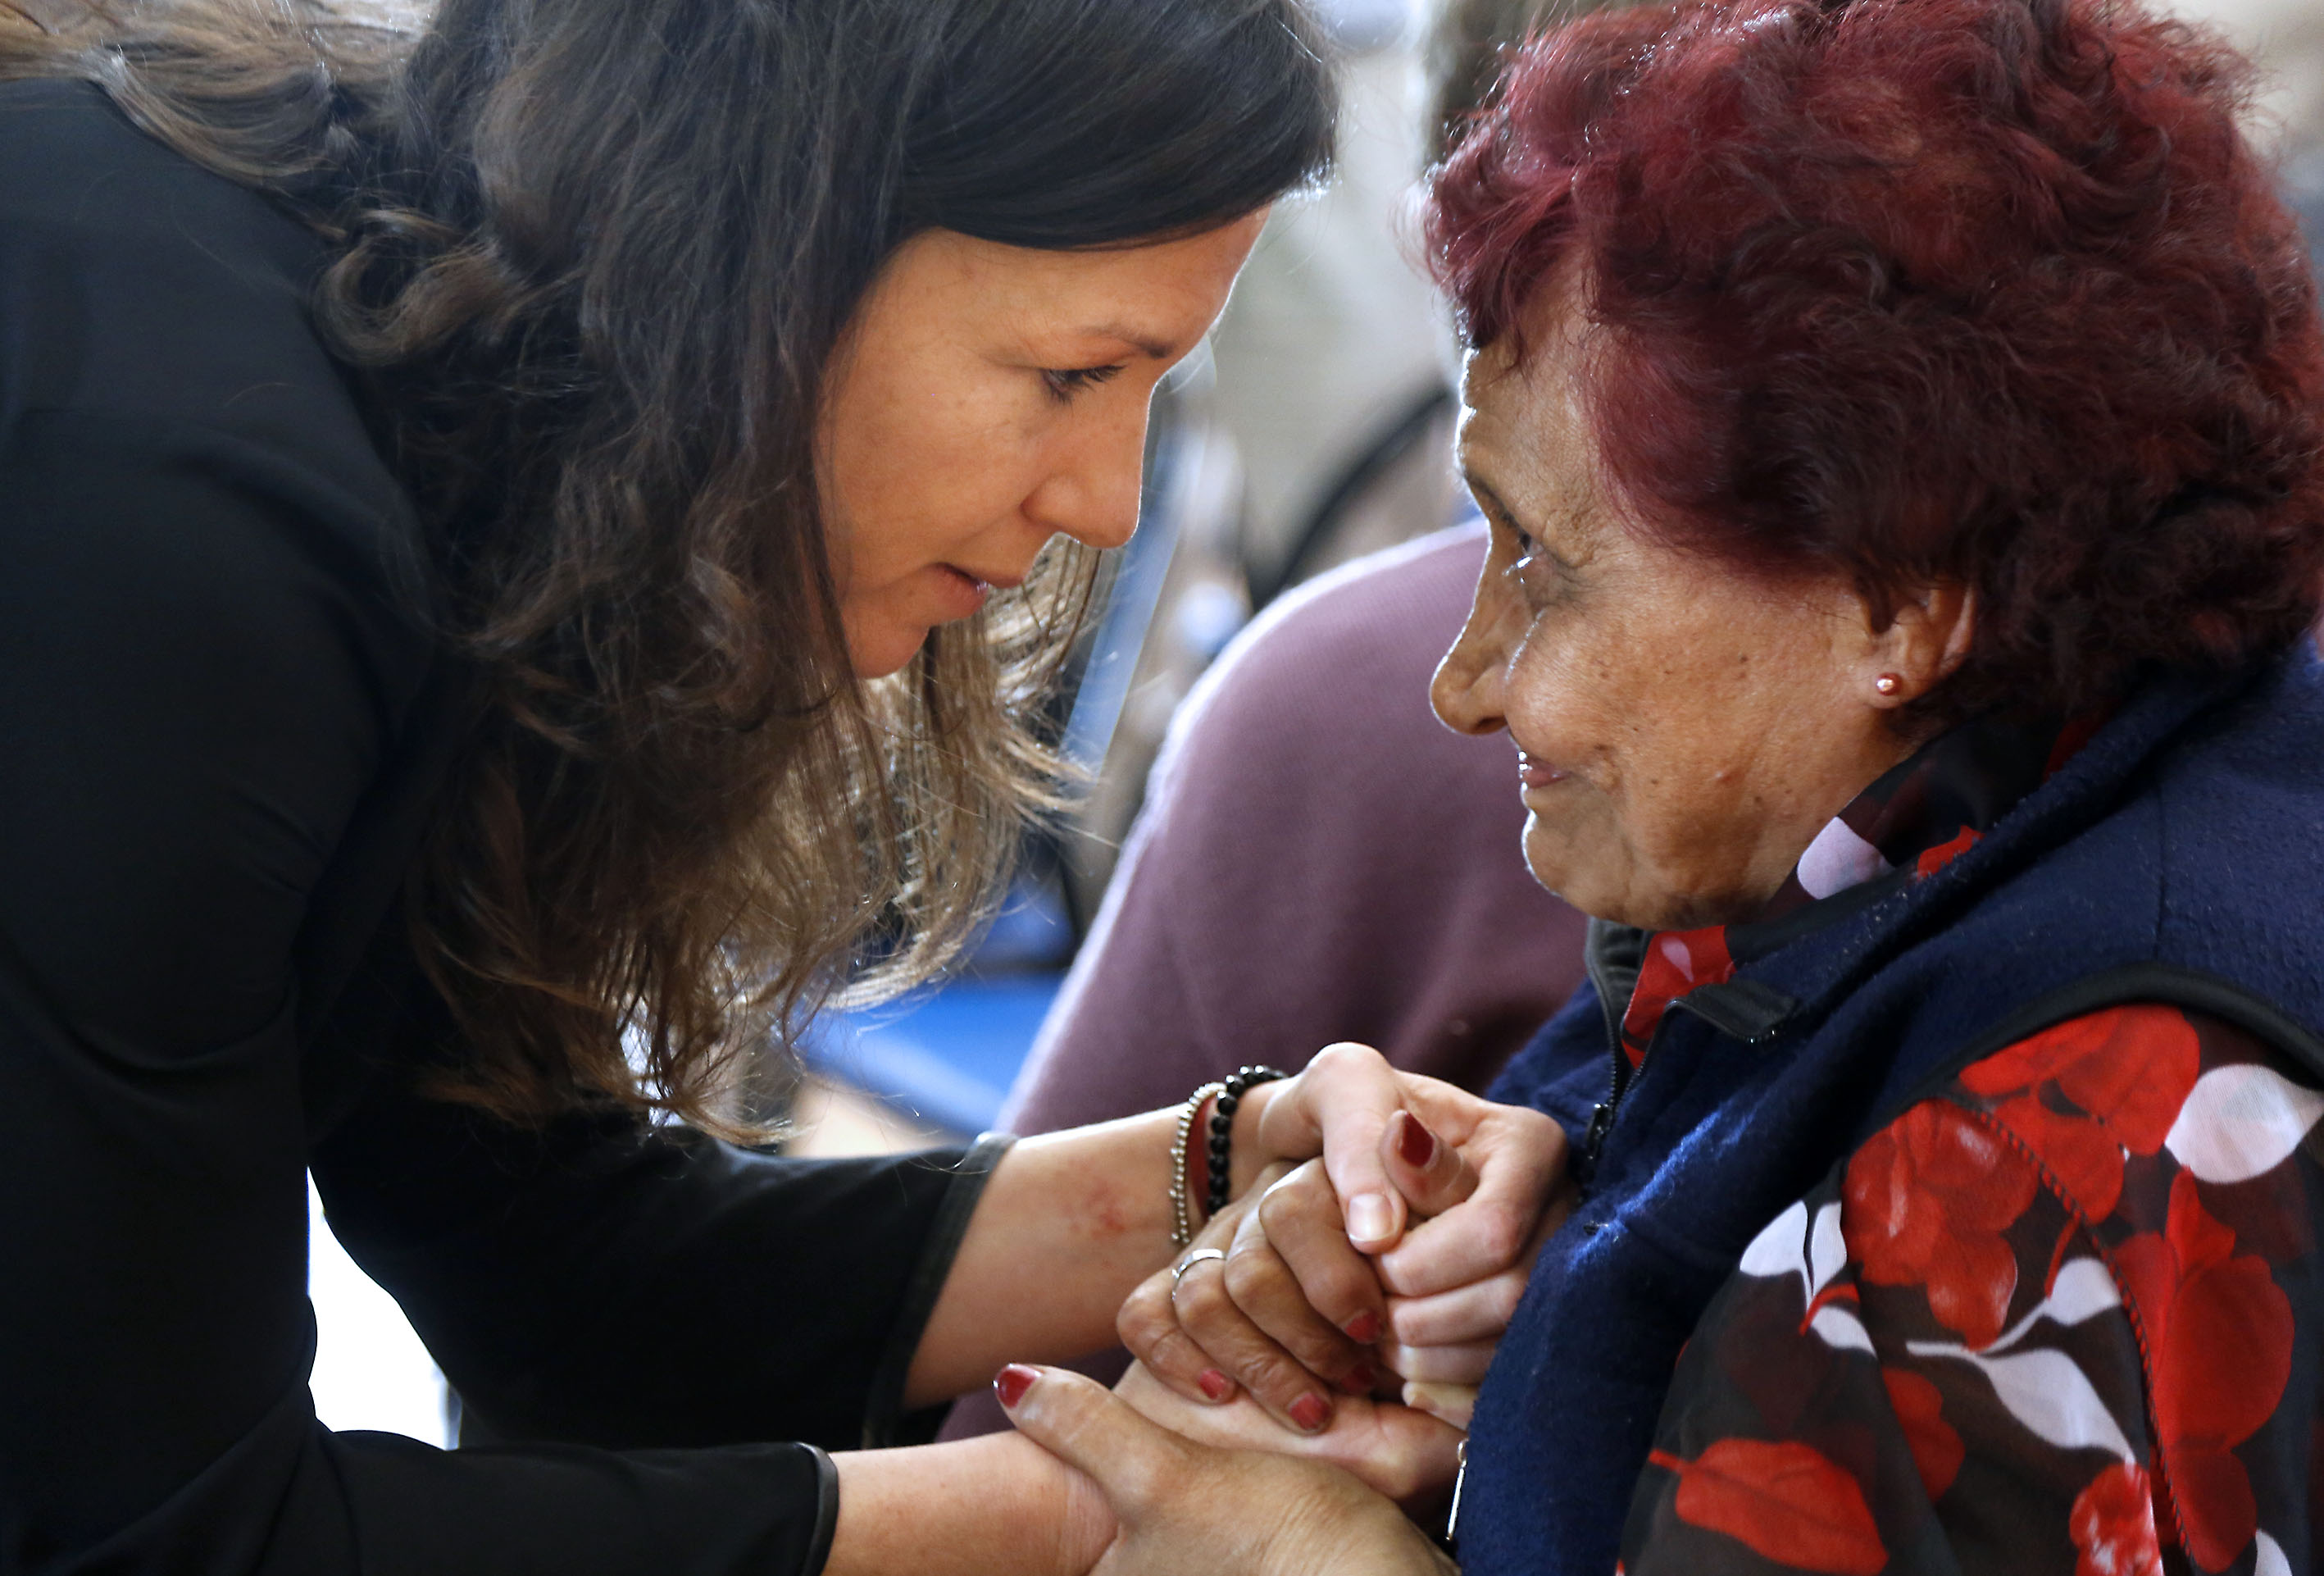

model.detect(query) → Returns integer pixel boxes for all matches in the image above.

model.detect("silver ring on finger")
[1171,1246,1227,1296]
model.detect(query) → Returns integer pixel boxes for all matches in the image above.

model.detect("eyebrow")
[1076,324,1177,360]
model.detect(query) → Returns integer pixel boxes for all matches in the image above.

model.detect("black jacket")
[0,78,994,1576]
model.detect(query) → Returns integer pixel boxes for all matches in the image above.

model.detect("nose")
[1022,395,1148,552]
[1431,572,1515,738]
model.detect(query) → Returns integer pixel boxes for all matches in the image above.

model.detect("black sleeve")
[0,80,994,1576]
[312,1085,1011,1457]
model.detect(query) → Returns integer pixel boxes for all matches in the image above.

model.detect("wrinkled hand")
[1123,1044,1569,1433]
[998,1363,1457,1576]
[1110,1359,1458,1510]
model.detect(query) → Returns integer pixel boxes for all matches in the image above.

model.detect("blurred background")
[308,0,2324,1443]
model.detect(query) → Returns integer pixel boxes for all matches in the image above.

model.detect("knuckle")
[1117,1316,1153,1360]
[1389,1301,1435,1346]
[1238,1351,1314,1406]
[1174,1270,1238,1328]
[1221,1245,1281,1304]
[1517,1105,1567,1146]
[1472,1202,1527,1266]
[1117,1287,1171,1350]
[1490,1273,1526,1325]
[1289,1328,1358,1378]
[1144,1328,1206,1382]
[1310,1041,1385,1082]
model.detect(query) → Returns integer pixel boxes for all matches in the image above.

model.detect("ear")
[1865,581,1976,709]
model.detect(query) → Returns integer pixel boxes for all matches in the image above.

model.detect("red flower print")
[1881,1367,1962,1501]
[1844,1100,2040,1347]
[1914,827,1980,878]
[1991,1092,2134,1220]
[1961,1007,2201,1155]
[1960,1007,2201,1223]
[2112,1172,2293,1572]
[2071,1461,2164,1576]
[1647,1440,1886,1575]
[1620,925,1735,1065]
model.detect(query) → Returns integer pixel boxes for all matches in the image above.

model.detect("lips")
[946,564,1027,593]
[930,564,992,618]
[1517,750,1569,789]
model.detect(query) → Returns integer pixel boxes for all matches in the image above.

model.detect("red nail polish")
[1344,1310,1383,1344]
[994,1364,1039,1410]
[1342,1363,1376,1394]
[1198,1369,1232,1401]
[1289,1392,1330,1432]
[1396,1110,1439,1169]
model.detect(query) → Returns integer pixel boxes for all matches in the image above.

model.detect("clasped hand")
[1003,1043,1570,1573]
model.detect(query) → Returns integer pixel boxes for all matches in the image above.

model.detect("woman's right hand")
[998,1364,1457,1576]
[1121,1046,1570,1433]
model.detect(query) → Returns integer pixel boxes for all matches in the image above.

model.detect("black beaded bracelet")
[1204,1064,1289,1216]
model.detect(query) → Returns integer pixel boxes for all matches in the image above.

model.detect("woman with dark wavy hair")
[0,0,1572,1571]
[1005,0,2324,1570]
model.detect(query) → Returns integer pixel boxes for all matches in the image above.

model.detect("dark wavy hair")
[1,0,1335,1130]
[1427,0,2324,729]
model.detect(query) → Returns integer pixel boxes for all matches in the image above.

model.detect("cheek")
[1497,599,1775,919]
[825,362,1042,581]
[1500,616,1630,776]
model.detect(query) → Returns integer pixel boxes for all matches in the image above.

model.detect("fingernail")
[1348,1192,1395,1244]
[994,1364,1039,1410]
[1198,1368,1232,1401]
[1395,1110,1439,1169]
[1403,1380,1476,1426]
[1344,1310,1384,1344]
[1342,1363,1376,1394]
[1289,1392,1330,1433]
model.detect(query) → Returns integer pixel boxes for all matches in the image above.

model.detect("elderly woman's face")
[1432,323,1943,931]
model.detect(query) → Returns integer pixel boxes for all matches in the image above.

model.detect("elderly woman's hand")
[1126,1045,1569,1433]
[997,1363,1458,1576]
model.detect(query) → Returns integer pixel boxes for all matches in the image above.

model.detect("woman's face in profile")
[1432,315,1920,931]
[818,214,1266,678]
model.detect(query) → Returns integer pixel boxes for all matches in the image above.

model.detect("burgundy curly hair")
[1426,0,2324,723]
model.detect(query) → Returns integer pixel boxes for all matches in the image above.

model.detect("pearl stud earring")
[1874,673,1903,696]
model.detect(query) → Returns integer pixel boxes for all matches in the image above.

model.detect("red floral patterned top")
[1607,717,2324,1576]
[1619,1002,2323,1576]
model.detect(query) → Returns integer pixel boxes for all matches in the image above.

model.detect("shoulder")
[2149,648,2324,1018]
[0,77,399,496]
[1195,521,1483,705]
[1845,1004,2319,1322]
[0,78,431,700]
[1936,1004,2319,1220]
[1147,522,1489,809]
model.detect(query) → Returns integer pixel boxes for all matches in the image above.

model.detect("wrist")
[1184,1091,1218,1232]
[1230,1076,1294,1198]
[825,1433,1112,1576]
[988,1431,1115,1576]
[1168,1082,1226,1250]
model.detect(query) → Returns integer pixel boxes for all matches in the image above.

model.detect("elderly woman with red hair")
[992,0,2324,1573]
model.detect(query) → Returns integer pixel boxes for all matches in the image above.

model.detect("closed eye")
[1499,519,1576,604]
[1042,362,1128,403]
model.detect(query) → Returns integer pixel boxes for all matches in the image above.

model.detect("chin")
[847,624,932,680]
[1526,827,1662,930]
